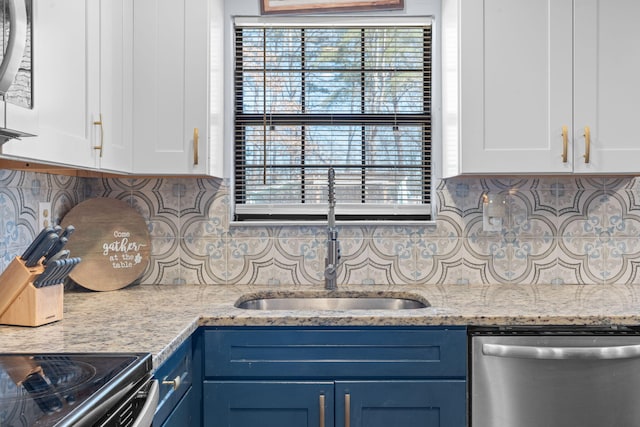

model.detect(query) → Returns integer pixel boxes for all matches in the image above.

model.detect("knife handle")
[39,257,81,287]
[25,233,58,268]
[46,249,69,264]
[33,259,64,288]
[57,258,80,285]
[43,237,68,265]
[21,227,54,261]
[59,225,75,239]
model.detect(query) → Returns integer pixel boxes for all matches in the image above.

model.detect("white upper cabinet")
[132,0,223,176]
[2,0,133,173]
[442,0,640,176]
[88,0,134,173]
[2,0,95,168]
[3,0,223,177]
[573,0,640,173]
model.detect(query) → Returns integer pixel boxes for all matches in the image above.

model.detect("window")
[234,17,432,221]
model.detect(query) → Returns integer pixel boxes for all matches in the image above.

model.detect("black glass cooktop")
[0,353,152,427]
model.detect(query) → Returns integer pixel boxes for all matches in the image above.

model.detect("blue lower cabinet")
[163,386,197,427]
[336,380,466,427]
[203,380,465,427]
[153,335,202,427]
[204,381,334,427]
[202,327,467,427]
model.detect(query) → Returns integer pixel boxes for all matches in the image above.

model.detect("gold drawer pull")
[319,394,325,427]
[561,125,568,163]
[345,393,351,427]
[583,126,591,164]
[93,114,104,158]
[193,128,199,166]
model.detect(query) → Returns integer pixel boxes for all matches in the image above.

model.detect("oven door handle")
[482,343,640,360]
[132,379,159,427]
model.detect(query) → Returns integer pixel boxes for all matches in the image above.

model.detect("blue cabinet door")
[153,337,194,425]
[204,381,335,427]
[162,386,196,427]
[335,380,466,427]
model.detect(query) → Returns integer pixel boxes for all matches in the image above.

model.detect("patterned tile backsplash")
[2,169,640,286]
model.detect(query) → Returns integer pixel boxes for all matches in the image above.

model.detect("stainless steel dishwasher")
[471,326,640,427]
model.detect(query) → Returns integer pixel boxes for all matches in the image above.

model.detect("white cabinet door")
[442,0,573,177]
[3,0,132,173]
[573,0,640,173]
[90,0,133,173]
[2,0,96,168]
[443,0,640,177]
[132,0,211,175]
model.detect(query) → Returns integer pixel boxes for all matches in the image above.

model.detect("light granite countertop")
[2,283,640,368]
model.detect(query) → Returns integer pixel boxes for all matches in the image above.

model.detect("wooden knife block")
[0,256,63,327]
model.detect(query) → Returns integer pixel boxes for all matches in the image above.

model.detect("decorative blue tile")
[0,169,21,186]
[2,169,640,286]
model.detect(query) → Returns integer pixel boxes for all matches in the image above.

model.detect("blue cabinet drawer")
[203,327,466,379]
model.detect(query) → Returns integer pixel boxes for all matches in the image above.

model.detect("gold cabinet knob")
[162,375,181,391]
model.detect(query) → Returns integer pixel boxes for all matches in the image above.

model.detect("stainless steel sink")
[234,292,429,310]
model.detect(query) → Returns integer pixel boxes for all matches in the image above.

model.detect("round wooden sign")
[61,198,151,291]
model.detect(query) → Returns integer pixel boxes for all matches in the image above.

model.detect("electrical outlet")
[482,193,506,232]
[38,202,52,229]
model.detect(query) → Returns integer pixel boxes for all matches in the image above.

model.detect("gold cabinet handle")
[561,125,568,163]
[162,375,181,391]
[319,394,325,427]
[93,114,104,158]
[345,393,351,427]
[583,126,591,164]
[193,128,199,166]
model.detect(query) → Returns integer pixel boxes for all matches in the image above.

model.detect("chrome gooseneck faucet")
[324,168,341,290]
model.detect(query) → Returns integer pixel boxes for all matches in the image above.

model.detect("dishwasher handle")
[482,343,640,360]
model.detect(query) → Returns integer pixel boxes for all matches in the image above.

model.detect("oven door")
[471,335,640,427]
[98,378,159,427]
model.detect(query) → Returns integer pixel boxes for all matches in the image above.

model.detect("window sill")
[229,219,437,228]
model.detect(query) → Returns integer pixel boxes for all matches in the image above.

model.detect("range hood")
[0,0,34,144]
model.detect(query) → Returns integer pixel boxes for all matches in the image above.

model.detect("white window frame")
[222,1,442,225]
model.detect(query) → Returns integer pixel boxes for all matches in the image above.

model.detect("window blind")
[234,20,432,220]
